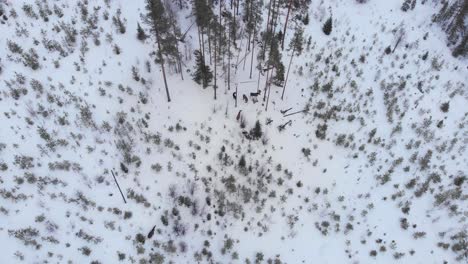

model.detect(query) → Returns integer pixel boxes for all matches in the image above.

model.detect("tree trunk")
[281,0,293,50]
[208,26,212,65]
[273,0,280,33]
[267,1,279,90]
[249,13,256,79]
[219,0,222,56]
[177,55,183,80]
[243,33,251,70]
[247,0,252,53]
[213,31,217,100]
[233,2,236,47]
[263,69,269,101]
[214,18,217,99]
[392,35,403,53]
[201,30,206,63]
[281,46,295,100]
[235,83,238,107]
[169,11,183,80]
[235,27,244,74]
[228,19,231,91]
[250,35,255,79]
[257,67,261,92]
[197,24,203,55]
[264,0,273,59]
[156,31,171,102]
[265,77,272,111]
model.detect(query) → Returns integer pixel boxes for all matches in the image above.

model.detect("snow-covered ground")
[0,0,466,263]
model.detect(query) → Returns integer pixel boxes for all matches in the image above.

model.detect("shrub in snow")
[250,120,263,140]
[112,9,126,34]
[8,227,41,249]
[315,123,327,140]
[22,48,40,70]
[440,102,450,112]
[322,17,332,35]
[401,0,416,12]
[22,4,38,19]
[192,50,213,88]
[137,23,147,41]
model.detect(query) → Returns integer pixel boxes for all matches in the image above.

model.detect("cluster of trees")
[142,0,183,102]
[142,0,317,104]
[433,0,467,57]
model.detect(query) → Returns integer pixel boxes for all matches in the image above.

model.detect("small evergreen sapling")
[250,120,263,140]
[192,50,213,88]
[323,17,332,35]
[137,23,147,41]
[303,13,309,25]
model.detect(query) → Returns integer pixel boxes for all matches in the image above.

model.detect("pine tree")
[193,0,214,60]
[250,120,263,140]
[281,0,293,50]
[143,0,176,102]
[238,155,246,168]
[193,50,213,88]
[246,0,263,79]
[263,0,282,104]
[212,16,219,99]
[224,10,234,91]
[268,36,284,86]
[290,27,304,54]
[137,23,147,41]
[160,3,181,73]
[282,27,303,100]
[263,0,275,59]
[303,13,309,25]
[323,17,332,35]
[433,0,467,57]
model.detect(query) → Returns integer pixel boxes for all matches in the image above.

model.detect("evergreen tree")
[246,0,263,79]
[238,155,246,168]
[433,0,467,57]
[193,0,213,30]
[289,27,304,54]
[281,0,293,49]
[322,17,332,35]
[143,0,176,102]
[192,50,213,88]
[137,23,147,41]
[268,35,284,86]
[192,0,214,59]
[273,62,285,86]
[222,10,235,91]
[164,1,184,80]
[250,120,263,140]
[226,9,238,49]
[211,4,228,99]
[282,27,303,99]
[303,13,309,25]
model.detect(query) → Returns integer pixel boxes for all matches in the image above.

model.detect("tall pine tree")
[282,26,303,100]
[193,50,213,88]
[245,0,263,79]
[193,0,214,61]
[143,0,177,102]
[323,16,332,35]
[269,35,284,87]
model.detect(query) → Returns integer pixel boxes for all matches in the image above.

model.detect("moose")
[250,90,261,97]
[233,92,249,104]
[250,90,261,103]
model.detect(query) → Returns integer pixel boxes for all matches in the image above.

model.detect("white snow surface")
[0,0,466,263]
